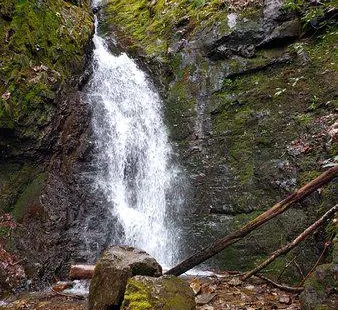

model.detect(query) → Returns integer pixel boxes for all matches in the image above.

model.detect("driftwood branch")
[69,264,95,280]
[165,166,338,276]
[242,205,337,280]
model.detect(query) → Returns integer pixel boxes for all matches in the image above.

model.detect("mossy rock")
[121,275,196,310]
[102,0,263,59]
[89,246,162,310]
[0,0,94,149]
[299,263,337,310]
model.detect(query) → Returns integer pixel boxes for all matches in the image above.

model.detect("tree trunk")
[165,166,338,276]
[69,264,95,279]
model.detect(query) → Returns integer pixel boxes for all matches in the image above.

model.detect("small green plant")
[284,0,303,11]
[307,94,319,111]
[223,78,235,88]
[283,0,335,29]
[188,0,206,9]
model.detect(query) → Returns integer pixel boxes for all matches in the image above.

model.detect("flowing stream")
[85,13,182,267]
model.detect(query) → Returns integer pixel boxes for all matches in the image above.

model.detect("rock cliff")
[100,0,337,281]
[0,0,111,294]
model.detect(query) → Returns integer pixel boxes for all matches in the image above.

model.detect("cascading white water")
[86,16,181,267]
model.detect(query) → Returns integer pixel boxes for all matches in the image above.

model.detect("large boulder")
[88,246,162,310]
[121,275,196,310]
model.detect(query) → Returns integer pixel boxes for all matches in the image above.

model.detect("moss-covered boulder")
[89,246,162,310]
[299,263,337,310]
[121,275,196,310]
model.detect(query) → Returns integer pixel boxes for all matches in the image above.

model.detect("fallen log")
[69,264,95,280]
[242,205,337,280]
[52,281,74,292]
[165,166,338,276]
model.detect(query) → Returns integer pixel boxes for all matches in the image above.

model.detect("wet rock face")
[89,246,162,310]
[121,275,196,310]
[9,90,117,290]
[0,0,94,157]
[201,0,300,60]
[101,0,337,281]
[0,0,113,294]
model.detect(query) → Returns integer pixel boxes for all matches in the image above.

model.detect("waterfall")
[85,17,182,267]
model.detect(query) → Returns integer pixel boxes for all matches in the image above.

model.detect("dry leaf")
[196,293,217,305]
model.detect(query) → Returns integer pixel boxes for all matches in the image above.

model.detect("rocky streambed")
[0,274,303,310]
[2,245,336,310]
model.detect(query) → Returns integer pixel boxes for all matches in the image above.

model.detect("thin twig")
[8,259,23,266]
[299,240,330,286]
[276,254,300,282]
[293,260,305,281]
[256,274,304,293]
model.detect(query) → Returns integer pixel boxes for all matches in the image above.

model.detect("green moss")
[103,0,236,58]
[0,0,93,133]
[299,170,321,185]
[164,77,197,141]
[239,6,262,20]
[0,0,17,20]
[315,306,330,310]
[295,113,314,125]
[229,139,254,185]
[122,279,153,310]
[165,294,191,309]
[0,164,41,213]
[12,173,45,221]
[301,263,336,310]
[122,276,195,310]
[208,24,337,199]
[327,143,337,157]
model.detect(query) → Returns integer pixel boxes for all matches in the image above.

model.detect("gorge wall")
[0,0,115,293]
[0,0,337,295]
[100,0,337,280]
